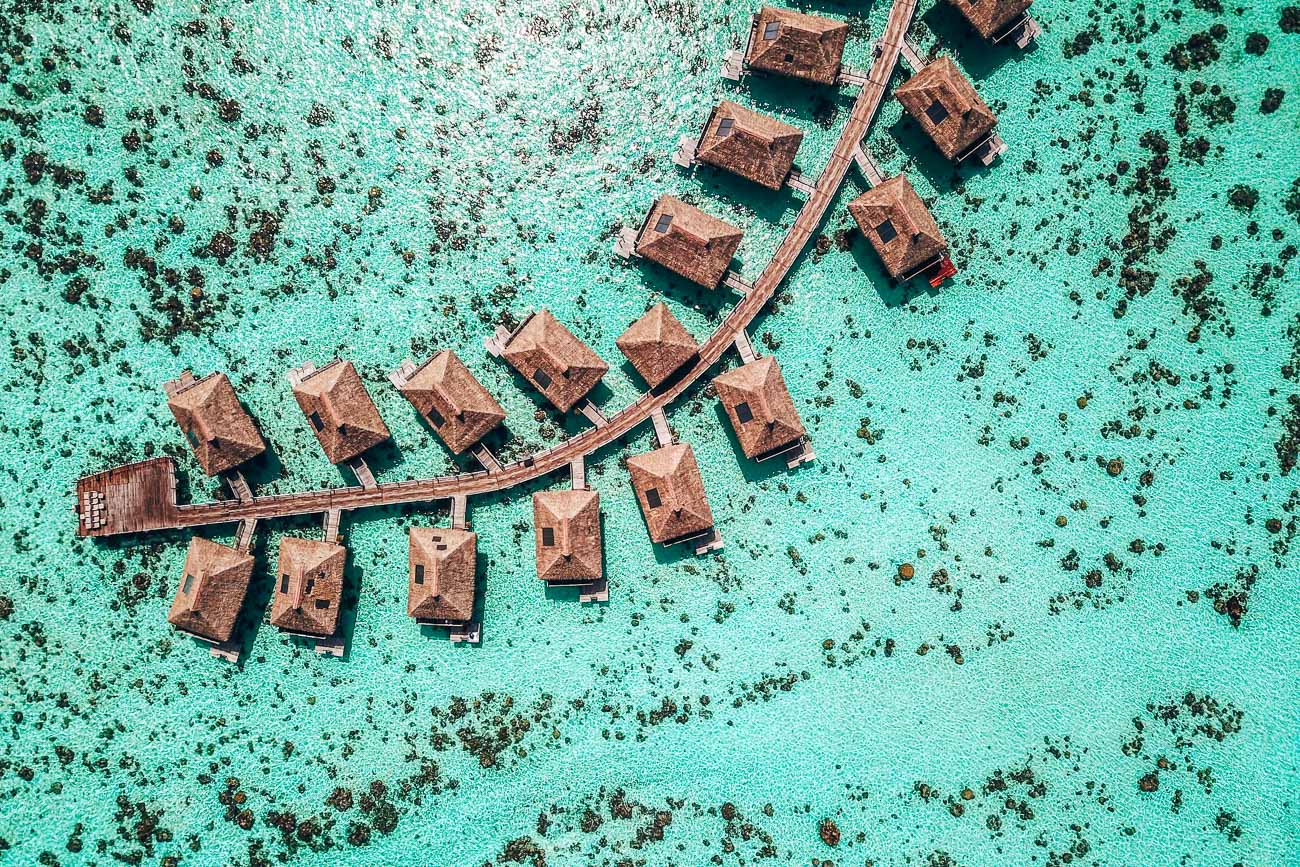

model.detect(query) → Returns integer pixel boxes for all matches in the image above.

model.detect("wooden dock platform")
[75,0,919,543]
[899,39,925,73]
[721,49,745,81]
[473,444,502,473]
[721,271,753,295]
[387,358,419,389]
[578,399,608,429]
[786,169,817,196]
[613,227,640,260]
[650,407,673,448]
[570,456,586,491]
[350,456,377,489]
[733,329,758,364]
[852,144,885,187]
[672,134,698,169]
[286,360,318,387]
[225,469,253,502]
[451,494,468,530]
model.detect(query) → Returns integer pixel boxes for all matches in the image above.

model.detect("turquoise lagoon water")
[1,0,1298,864]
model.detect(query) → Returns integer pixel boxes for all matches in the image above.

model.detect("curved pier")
[76,0,918,538]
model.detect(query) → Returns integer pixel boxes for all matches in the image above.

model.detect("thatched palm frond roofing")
[292,360,390,465]
[408,527,476,623]
[502,310,609,413]
[616,303,700,389]
[533,489,603,583]
[635,196,743,289]
[627,443,714,544]
[713,356,806,460]
[696,101,804,190]
[167,537,254,644]
[398,351,505,454]
[896,56,997,161]
[167,371,265,476]
[745,6,849,85]
[847,175,948,279]
[271,537,346,637]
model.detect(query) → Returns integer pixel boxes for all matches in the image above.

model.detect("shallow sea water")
[2,0,1299,864]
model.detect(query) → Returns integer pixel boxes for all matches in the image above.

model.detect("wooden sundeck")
[75,0,919,540]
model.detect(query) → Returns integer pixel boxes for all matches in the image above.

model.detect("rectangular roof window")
[309,411,324,432]
[182,573,195,594]
[541,527,555,547]
[305,578,315,595]
[763,21,780,40]
[654,213,673,233]
[533,368,553,390]
[314,598,330,609]
[414,564,425,585]
[925,99,950,125]
[876,219,898,243]
[427,405,446,428]
[279,574,290,594]
[645,488,662,509]
[735,401,754,423]
[717,117,734,138]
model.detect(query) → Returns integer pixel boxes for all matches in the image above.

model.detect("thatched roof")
[616,303,700,389]
[896,56,997,162]
[847,175,949,279]
[502,310,609,413]
[167,537,254,644]
[398,350,506,454]
[271,537,346,637]
[627,444,714,545]
[167,371,265,476]
[533,489,602,583]
[947,0,1033,39]
[408,527,476,623]
[713,356,806,460]
[292,360,390,464]
[696,101,804,190]
[634,196,743,289]
[744,6,849,85]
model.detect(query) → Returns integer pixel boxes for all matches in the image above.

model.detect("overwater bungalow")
[742,6,849,85]
[533,489,603,586]
[946,0,1041,48]
[271,537,346,639]
[290,360,390,466]
[713,356,808,462]
[408,527,477,634]
[847,174,956,286]
[165,370,265,476]
[694,101,804,190]
[167,536,254,645]
[895,56,1005,165]
[393,350,506,454]
[627,443,715,546]
[616,303,700,391]
[634,196,744,290]
[499,310,609,414]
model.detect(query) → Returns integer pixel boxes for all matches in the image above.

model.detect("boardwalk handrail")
[80,0,918,537]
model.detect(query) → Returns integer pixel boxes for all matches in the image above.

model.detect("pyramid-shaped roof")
[847,175,949,279]
[616,303,700,389]
[533,489,603,583]
[696,101,804,190]
[627,444,715,544]
[896,56,998,161]
[167,371,265,476]
[713,356,806,460]
[270,537,346,637]
[947,0,1033,40]
[399,351,506,454]
[167,536,254,644]
[502,310,609,413]
[745,6,849,85]
[408,527,476,623]
[635,196,743,290]
[292,360,391,465]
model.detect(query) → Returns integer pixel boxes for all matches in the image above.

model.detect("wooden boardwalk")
[75,0,918,540]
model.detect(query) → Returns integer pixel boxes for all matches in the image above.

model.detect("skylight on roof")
[645,488,662,509]
[533,368,553,390]
[736,401,754,423]
[654,213,673,233]
[876,219,898,243]
[717,117,734,138]
[925,99,950,125]
[763,21,780,40]
[414,564,425,585]
[541,527,555,547]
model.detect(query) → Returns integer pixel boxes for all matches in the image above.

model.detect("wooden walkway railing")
[75,0,918,539]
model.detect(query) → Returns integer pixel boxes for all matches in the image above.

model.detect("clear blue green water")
[2,0,1298,864]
